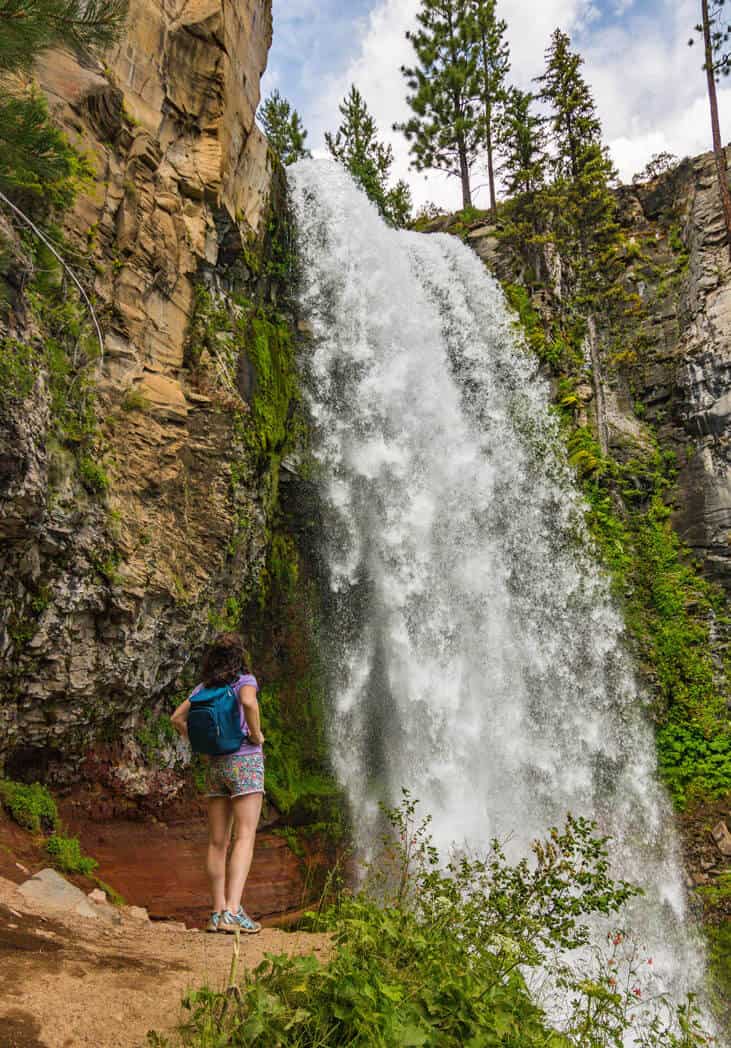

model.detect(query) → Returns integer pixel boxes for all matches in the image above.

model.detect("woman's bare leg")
[225,792,263,914]
[206,796,232,913]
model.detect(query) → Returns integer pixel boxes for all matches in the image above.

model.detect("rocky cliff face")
[0,0,286,794]
[467,150,731,594]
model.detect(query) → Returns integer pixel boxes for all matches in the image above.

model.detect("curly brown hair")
[200,633,250,688]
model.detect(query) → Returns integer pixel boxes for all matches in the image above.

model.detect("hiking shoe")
[221,907,261,934]
[205,911,223,933]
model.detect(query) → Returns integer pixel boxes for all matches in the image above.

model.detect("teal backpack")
[188,684,246,756]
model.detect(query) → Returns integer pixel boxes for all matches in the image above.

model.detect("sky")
[260,0,731,212]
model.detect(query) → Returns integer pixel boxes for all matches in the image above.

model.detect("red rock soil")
[54,786,336,929]
[0,809,334,1047]
[0,873,330,1048]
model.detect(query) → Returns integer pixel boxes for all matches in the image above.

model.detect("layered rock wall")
[0,0,282,790]
[466,150,731,592]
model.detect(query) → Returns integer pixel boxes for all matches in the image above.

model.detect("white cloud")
[583,0,731,182]
[314,0,599,210]
[270,0,731,211]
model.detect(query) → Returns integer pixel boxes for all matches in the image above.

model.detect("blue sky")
[261,0,731,210]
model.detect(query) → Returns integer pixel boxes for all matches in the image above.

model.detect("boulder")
[18,869,100,920]
[711,820,731,857]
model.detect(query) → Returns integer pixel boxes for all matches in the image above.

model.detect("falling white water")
[289,160,708,1018]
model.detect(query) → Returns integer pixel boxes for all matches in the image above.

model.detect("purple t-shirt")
[189,673,262,756]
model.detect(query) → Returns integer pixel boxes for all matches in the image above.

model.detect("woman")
[171,632,265,934]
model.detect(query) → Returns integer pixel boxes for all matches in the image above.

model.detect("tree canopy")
[0,0,128,211]
[396,0,478,209]
[326,85,412,228]
[259,90,311,167]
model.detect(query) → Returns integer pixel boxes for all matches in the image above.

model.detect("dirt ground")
[0,877,330,1048]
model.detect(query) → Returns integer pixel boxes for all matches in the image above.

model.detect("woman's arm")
[238,685,264,745]
[170,698,191,740]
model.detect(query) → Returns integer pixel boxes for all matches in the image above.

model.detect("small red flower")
[647,958,653,965]
[612,933,623,946]
[632,987,642,998]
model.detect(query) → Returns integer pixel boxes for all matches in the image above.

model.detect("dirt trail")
[0,877,330,1048]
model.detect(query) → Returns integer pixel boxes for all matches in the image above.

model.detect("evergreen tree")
[396,0,478,210]
[496,88,545,200]
[537,29,619,298]
[326,85,412,228]
[0,0,127,72]
[258,89,311,166]
[0,0,128,210]
[465,0,510,217]
[536,29,603,181]
[689,0,731,259]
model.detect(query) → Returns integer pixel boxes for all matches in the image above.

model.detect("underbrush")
[151,795,713,1048]
[0,776,100,880]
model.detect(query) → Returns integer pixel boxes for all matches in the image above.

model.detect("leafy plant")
[46,832,98,876]
[157,796,711,1047]
[0,778,59,833]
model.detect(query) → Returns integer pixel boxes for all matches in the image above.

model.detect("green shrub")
[162,796,710,1047]
[46,833,98,876]
[78,456,109,495]
[0,779,59,833]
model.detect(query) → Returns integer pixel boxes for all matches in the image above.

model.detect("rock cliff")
[0,0,289,796]
[464,150,731,594]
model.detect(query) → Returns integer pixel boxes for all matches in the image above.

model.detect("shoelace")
[223,908,256,928]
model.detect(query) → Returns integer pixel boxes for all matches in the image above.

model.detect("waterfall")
[289,160,706,1014]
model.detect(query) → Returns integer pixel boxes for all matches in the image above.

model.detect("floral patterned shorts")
[205,753,265,798]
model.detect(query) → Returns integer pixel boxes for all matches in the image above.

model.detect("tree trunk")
[459,140,473,209]
[480,27,497,218]
[486,117,497,217]
[702,0,731,261]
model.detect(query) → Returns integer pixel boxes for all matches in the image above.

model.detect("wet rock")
[0,0,280,789]
[711,819,731,856]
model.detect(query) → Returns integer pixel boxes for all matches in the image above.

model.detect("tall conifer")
[465,0,510,217]
[259,90,311,166]
[537,29,618,297]
[496,88,546,200]
[326,85,412,228]
[536,29,603,181]
[396,0,477,210]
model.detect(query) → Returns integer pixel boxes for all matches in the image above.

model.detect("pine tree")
[465,0,510,217]
[396,0,478,210]
[689,0,731,259]
[536,29,603,181]
[496,88,545,200]
[0,0,128,72]
[0,0,128,210]
[258,90,311,167]
[326,85,412,228]
[537,29,619,297]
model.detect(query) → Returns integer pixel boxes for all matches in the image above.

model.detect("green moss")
[46,833,98,876]
[0,779,59,833]
[507,289,731,811]
[705,919,731,1032]
[503,283,584,373]
[0,338,41,405]
[136,709,178,766]
[259,684,342,824]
